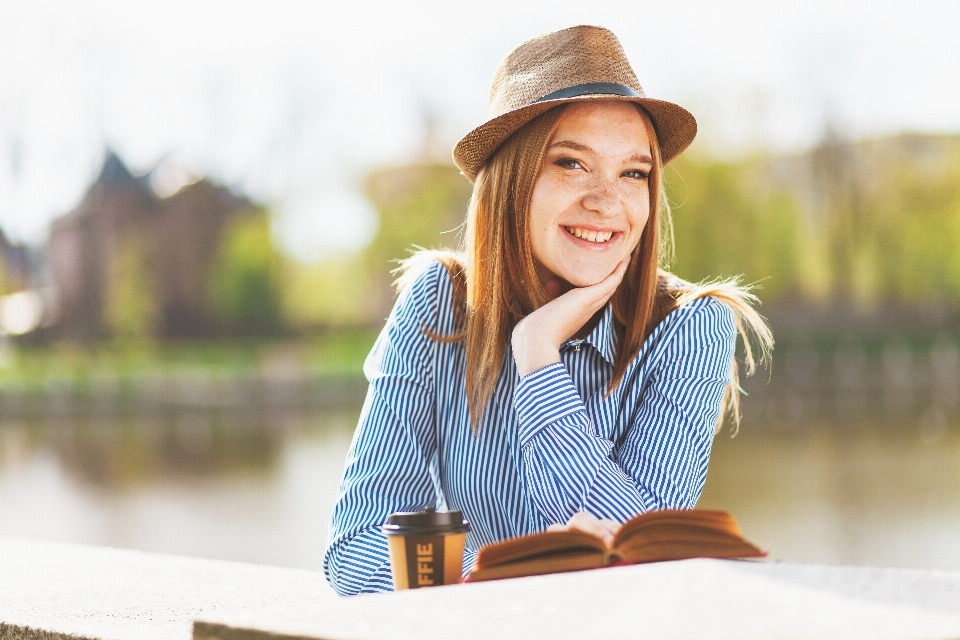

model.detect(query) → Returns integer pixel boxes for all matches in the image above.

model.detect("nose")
[581,176,620,216]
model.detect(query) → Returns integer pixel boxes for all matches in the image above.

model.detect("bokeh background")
[1,0,958,572]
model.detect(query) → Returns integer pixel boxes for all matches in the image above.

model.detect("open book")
[466,509,765,583]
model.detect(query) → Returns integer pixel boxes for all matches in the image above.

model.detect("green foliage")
[868,150,960,304]
[665,137,960,308]
[275,140,960,327]
[363,163,472,271]
[666,156,803,300]
[305,328,378,375]
[0,332,377,393]
[106,238,158,340]
[282,254,372,327]
[276,163,472,330]
[208,212,284,334]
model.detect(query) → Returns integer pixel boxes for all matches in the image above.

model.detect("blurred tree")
[362,163,472,320]
[666,134,960,312]
[0,249,7,296]
[277,163,470,330]
[282,254,371,329]
[778,134,960,310]
[105,238,158,340]
[810,135,870,304]
[0,228,33,295]
[208,213,284,335]
[868,139,960,305]
[666,155,804,301]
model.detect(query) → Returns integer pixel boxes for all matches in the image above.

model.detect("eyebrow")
[548,140,653,164]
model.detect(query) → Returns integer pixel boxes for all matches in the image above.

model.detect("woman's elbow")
[323,547,363,597]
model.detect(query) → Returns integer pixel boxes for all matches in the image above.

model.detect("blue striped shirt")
[323,261,736,596]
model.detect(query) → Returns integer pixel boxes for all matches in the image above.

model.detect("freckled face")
[528,101,653,288]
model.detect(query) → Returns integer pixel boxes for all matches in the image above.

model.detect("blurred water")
[0,409,356,569]
[700,423,960,571]
[0,393,958,573]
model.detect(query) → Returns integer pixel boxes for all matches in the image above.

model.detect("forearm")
[520,417,653,524]
[325,530,479,593]
[324,383,438,595]
[515,364,653,525]
[515,297,735,527]
[324,528,395,596]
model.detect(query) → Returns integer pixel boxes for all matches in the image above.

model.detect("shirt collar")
[576,303,618,366]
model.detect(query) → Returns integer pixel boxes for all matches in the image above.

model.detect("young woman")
[323,25,772,596]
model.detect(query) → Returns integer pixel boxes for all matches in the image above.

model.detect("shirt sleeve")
[514,297,736,527]
[322,263,477,596]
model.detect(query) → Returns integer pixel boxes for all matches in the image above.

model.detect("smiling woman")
[514,102,659,380]
[530,102,653,289]
[323,25,774,596]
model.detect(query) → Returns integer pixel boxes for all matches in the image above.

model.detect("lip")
[563,223,619,233]
[561,225,622,250]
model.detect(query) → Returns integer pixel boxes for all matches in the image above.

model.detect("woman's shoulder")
[391,250,466,334]
[655,271,737,340]
[676,295,737,339]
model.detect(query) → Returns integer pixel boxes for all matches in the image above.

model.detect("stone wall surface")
[3,536,960,640]
[195,559,960,640]
[0,537,336,640]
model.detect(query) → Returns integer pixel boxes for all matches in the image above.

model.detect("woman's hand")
[511,259,628,377]
[547,512,621,546]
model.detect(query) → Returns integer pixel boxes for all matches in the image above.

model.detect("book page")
[475,529,608,568]
[616,535,765,564]
[613,509,764,564]
[468,548,605,582]
[614,509,743,548]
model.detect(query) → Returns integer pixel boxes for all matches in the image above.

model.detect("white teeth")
[565,227,613,243]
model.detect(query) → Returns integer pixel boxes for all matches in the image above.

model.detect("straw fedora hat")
[453,25,697,182]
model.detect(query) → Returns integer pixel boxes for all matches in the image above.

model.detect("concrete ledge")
[0,537,337,640]
[195,559,960,640]
[4,535,960,640]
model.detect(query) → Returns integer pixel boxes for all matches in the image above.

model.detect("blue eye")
[623,169,650,180]
[556,158,583,170]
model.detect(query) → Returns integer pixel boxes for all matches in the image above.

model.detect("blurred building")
[48,153,275,340]
[0,228,33,294]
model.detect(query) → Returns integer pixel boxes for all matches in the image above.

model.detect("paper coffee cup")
[382,508,470,589]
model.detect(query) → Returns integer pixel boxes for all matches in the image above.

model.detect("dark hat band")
[535,82,641,103]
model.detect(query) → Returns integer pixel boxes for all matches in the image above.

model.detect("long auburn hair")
[397,103,772,431]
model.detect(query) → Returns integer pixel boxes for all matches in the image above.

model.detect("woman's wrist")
[512,323,561,377]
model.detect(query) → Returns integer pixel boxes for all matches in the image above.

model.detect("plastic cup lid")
[383,507,470,535]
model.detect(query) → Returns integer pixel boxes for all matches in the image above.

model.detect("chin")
[562,270,609,288]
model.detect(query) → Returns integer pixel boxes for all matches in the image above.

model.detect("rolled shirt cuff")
[461,547,479,579]
[515,362,588,446]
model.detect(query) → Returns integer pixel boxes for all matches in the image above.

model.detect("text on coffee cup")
[416,543,434,586]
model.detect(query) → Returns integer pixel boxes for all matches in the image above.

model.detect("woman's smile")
[562,226,618,245]
[529,101,653,288]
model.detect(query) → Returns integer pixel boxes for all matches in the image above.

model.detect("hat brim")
[453,94,697,182]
